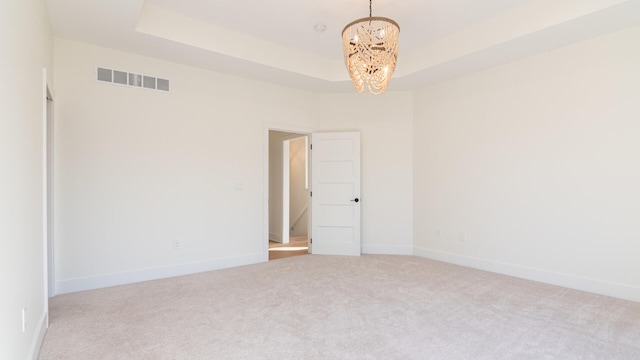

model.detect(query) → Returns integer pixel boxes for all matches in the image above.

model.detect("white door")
[311,132,361,256]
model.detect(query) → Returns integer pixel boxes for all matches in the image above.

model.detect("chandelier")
[342,0,400,95]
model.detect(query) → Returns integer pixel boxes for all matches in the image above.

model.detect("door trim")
[42,68,54,328]
[282,139,290,245]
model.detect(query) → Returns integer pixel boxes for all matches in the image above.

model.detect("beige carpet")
[39,255,640,359]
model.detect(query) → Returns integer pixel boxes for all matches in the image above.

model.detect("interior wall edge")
[27,312,48,360]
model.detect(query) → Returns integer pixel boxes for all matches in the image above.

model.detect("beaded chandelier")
[342,0,400,95]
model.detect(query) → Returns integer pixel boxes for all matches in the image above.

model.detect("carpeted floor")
[39,255,640,359]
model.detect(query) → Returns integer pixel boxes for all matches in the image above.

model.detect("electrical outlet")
[459,232,467,242]
[173,239,180,250]
[22,307,26,332]
[435,229,441,238]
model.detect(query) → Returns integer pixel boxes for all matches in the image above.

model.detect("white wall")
[53,38,416,294]
[413,25,640,301]
[53,39,316,293]
[315,92,414,255]
[0,0,53,359]
[53,20,640,304]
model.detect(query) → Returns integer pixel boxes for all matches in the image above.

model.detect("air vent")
[129,73,142,87]
[95,66,170,92]
[97,67,112,82]
[157,78,170,91]
[114,70,127,85]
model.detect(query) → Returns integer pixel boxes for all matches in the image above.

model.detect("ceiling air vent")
[95,66,170,92]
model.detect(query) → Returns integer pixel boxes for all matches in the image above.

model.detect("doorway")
[263,125,362,260]
[268,130,310,261]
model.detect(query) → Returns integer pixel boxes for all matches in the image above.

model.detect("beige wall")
[413,25,640,301]
[53,39,416,293]
[50,22,639,305]
[53,39,317,292]
[0,0,53,359]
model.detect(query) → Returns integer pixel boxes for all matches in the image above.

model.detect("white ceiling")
[46,0,640,93]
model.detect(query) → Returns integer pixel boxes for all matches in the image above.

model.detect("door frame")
[281,135,309,245]
[42,69,54,329]
[263,123,314,262]
[282,139,290,245]
[45,85,54,298]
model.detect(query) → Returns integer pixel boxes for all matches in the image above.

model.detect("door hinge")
[310,238,312,244]
[310,144,312,150]
[310,191,312,197]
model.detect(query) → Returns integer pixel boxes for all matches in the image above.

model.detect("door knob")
[350,198,360,203]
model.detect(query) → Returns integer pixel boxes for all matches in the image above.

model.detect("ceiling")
[46,0,640,93]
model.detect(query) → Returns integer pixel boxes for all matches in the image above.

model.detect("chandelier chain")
[369,0,372,17]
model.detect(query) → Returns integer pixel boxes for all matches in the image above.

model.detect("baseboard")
[28,311,48,360]
[269,232,282,243]
[413,247,640,303]
[362,245,413,255]
[56,253,264,294]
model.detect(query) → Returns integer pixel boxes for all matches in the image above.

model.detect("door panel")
[316,183,354,203]
[317,162,355,181]
[316,205,355,227]
[311,132,361,256]
[315,227,354,245]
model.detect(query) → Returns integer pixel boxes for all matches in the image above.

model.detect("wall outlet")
[459,232,467,242]
[22,307,26,332]
[173,239,181,250]
[435,229,441,238]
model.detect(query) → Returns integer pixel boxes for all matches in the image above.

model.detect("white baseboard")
[29,311,48,360]
[362,245,413,255]
[56,253,264,294]
[269,232,282,243]
[413,247,640,303]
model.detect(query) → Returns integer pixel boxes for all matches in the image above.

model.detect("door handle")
[350,198,360,203]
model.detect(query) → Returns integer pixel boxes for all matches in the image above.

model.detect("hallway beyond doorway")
[269,236,308,260]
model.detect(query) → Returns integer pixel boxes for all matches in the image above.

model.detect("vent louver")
[96,67,170,92]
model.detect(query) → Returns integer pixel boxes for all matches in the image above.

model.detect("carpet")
[39,255,640,359]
